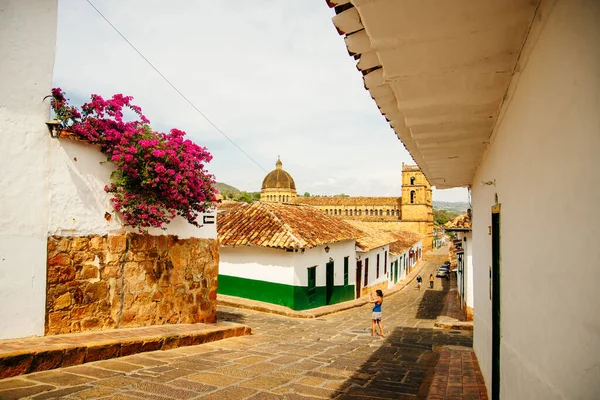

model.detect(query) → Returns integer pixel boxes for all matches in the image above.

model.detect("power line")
[85,0,268,173]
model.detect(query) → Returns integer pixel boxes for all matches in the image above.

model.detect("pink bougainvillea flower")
[50,88,217,232]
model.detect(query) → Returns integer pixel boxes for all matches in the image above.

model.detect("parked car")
[443,261,451,267]
[436,265,449,277]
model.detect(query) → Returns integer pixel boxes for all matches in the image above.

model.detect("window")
[364,258,369,285]
[410,190,416,204]
[379,209,383,216]
[334,209,338,216]
[345,209,348,216]
[349,209,353,216]
[410,176,415,185]
[343,256,349,286]
[376,254,380,278]
[386,210,390,216]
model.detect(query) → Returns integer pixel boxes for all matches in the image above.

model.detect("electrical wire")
[85,0,268,173]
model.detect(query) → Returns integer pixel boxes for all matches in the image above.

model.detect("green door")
[326,262,334,305]
[307,267,316,308]
[491,205,501,400]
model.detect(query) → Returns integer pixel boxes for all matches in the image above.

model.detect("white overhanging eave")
[329,0,539,189]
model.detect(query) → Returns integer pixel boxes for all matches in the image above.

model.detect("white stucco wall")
[219,246,296,284]
[465,232,473,311]
[295,241,356,287]
[0,0,58,340]
[219,240,357,288]
[359,245,390,289]
[49,140,217,239]
[472,1,600,398]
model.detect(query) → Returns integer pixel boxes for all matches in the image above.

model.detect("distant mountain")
[433,201,469,214]
[215,182,241,196]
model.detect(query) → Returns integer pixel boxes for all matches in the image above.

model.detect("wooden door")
[326,262,334,305]
[355,260,362,298]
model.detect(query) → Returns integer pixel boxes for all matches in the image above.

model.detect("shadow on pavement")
[217,309,247,324]
[332,326,473,399]
[415,270,451,320]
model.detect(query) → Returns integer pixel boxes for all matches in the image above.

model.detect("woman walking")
[369,290,385,337]
[429,274,434,288]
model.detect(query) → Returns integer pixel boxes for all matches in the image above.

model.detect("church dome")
[261,158,296,190]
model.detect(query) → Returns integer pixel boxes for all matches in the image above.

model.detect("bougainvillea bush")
[50,88,217,232]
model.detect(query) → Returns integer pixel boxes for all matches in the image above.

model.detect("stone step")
[0,322,250,380]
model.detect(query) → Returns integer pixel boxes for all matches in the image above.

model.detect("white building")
[217,202,363,310]
[329,0,600,398]
[0,0,217,340]
[445,214,474,320]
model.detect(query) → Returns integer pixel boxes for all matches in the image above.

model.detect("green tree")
[433,209,458,225]
[303,192,311,197]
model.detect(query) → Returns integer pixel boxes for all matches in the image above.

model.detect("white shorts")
[372,312,382,321]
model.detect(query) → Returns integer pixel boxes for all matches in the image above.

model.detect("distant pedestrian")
[369,290,385,337]
[416,275,422,290]
[429,274,434,288]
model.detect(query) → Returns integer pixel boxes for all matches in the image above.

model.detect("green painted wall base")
[218,275,355,311]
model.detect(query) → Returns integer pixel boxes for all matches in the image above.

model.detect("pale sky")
[54,0,469,203]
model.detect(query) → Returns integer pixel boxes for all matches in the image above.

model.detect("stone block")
[80,265,99,280]
[162,335,181,350]
[48,253,71,267]
[73,251,94,266]
[72,237,90,251]
[90,236,105,251]
[54,292,72,311]
[62,347,86,368]
[29,349,65,373]
[47,311,71,334]
[0,352,34,379]
[102,263,122,279]
[119,340,144,357]
[141,338,163,352]
[85,343,120,363]
[108,235,126,252]
[81,317,102,330]
[84,281,108,302]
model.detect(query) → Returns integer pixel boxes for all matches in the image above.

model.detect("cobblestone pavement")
[0,253,482,399]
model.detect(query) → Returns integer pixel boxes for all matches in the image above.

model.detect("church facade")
[260,160,434,250]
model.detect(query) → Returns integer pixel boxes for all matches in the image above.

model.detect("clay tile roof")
[444,213,472,231]
[290,197,400,206]
[217,200,244,213]
[217,202,364,250]
[344,220,424,253]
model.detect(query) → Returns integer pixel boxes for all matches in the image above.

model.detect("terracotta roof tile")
[344,220,424,253]
[217,202,363,250]
[444,213,472,230]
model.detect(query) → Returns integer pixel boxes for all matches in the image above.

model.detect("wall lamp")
[481,179,496,187]
[46,120,62,138]
[324,245,330,253]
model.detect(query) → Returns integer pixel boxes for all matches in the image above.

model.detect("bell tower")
[401,164,434,249]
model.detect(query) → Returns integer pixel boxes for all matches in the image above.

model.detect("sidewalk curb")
[0,322,250,379]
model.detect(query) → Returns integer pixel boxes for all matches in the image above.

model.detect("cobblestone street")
[0,254,485,399]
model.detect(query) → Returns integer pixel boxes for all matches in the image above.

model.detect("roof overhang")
[329,0,539,188]
[444,228,471,232]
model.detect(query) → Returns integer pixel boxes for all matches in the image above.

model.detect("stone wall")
[45,234,218,335]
